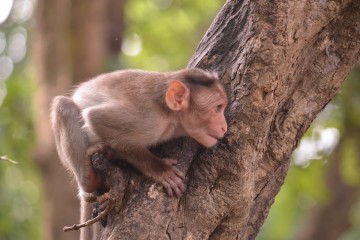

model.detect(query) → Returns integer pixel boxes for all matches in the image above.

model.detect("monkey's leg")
[51,96,101,193]
[85,105,186,197]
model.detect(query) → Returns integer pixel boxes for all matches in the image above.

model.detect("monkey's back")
[71,70,178,146]
[72,70,169,111]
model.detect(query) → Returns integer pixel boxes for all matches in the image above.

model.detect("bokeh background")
[0,0,359,239]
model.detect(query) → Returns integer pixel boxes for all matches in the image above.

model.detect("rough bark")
[92,0,360,239]
[32,0,125,239]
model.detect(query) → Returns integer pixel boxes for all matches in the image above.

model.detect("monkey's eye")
[216,104,224,113]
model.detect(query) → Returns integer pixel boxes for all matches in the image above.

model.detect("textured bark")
[32,0,125,239]
[93,0,360,239]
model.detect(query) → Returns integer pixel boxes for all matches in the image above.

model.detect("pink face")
[181,86,228,147]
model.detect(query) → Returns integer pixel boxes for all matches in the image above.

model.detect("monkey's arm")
[118,148,185,197]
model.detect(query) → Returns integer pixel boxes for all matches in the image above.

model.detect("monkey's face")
[181,90,228,148]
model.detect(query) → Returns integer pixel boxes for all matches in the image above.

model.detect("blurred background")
[0,0,359,240]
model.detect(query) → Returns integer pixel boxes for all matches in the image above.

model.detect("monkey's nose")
[222,124,228,135]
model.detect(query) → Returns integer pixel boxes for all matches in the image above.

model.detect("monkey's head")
[166,68,228,147]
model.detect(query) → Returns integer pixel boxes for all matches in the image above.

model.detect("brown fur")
[51,68,228,238]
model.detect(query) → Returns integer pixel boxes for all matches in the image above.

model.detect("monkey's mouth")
[210,136,219,141]
[207,134,221,143]
[199,134,220,148]
[209,134,222,141]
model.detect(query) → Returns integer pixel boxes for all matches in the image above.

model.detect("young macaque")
[51,68,228,200]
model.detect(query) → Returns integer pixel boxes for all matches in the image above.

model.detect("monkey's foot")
[63,193,115,232]
[87,143,112,160]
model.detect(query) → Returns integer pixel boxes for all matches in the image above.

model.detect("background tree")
[32,1,125,239]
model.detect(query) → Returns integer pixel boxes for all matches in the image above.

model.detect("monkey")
[51,68,228,235]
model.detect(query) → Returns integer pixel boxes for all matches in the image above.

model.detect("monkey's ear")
[165,80,189,111]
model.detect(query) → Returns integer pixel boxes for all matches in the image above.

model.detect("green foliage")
[258,160,329,240]
[121,0,223,70]
[0,66,42,240]
[341,201,360,240]
[0,1,41,238]
[339,67,360,129]
[340,138,360,187]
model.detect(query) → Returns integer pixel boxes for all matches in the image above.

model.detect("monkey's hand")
[153,159,185,198]
[86,143,112,160]
[107,148,186,197]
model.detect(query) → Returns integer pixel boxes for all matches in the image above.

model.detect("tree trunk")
[32,0,125,239]
[92,0,360,239]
